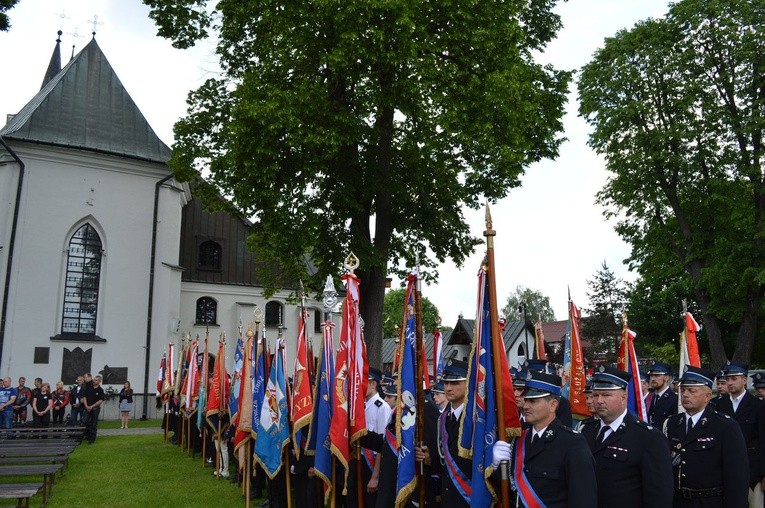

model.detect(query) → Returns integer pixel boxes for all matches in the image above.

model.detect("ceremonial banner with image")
[459,263,521,505]
[306,320,336,502]
[254,338,290,478]
[563,299,589,417]
[394,273,418,507]
[291,309,313,457]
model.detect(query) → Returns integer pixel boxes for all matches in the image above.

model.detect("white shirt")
[731,391,746,413]
[365,393,392,434]
[450,401,465,420]
[532,425,549,440]
[597,408,628,441]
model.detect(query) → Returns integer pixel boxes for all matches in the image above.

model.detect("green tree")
[0,0,20,31]
[578,0,765,368]
[144,0,571,366]
[501,285,555,323]
[581,261,627,363]
[382,288,441,338]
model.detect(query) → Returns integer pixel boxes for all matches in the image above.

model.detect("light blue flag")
[254,338,290,478]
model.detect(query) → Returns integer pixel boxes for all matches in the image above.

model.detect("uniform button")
[681,474,686,478]
[681,449,685,452]
[681,461,686,465]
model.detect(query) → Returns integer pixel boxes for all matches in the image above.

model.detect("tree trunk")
[357,266,387,369]
[734,291,761,364]
[693,287,727,369]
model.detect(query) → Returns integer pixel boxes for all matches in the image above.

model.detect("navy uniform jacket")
[647,388,678,429]
[431,403,471,508]
[581,412,673,508]
[715,391,765,486]
[513,418,597,508]
[664,406,748,508]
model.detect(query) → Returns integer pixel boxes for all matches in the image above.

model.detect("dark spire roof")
[1,37,171,164]
[41,31,63,90]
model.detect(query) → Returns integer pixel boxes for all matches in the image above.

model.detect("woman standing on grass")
[119,381,133,429]
[33,382,53,432]
[52,381,69,425]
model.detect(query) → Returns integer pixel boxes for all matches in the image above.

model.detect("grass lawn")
[40,432,249,507]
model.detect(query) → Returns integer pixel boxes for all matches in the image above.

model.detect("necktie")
[597,426,609,443]
[531,433,539,444]
[687,417,694,433]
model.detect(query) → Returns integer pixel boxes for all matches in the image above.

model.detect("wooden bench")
[0,456,69,473]
[0,483,44,507]
[0,464,63,506]
[5,428,84,441]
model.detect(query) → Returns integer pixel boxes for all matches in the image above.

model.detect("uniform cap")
[368,367,383,383]
[442,359,468,381]
[524,359,549,373]
[430,381,445,394]
[679,365,716,388]
[591,365,631,390]
[647,362,672,376]
[722,361,748,377]
[522,371,562,399]
[751,372,765,389]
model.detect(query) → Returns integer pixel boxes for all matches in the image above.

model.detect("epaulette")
[374,399,383,407]
[633,419,656,432]
[560,425,578,434]
[713,410,731,419]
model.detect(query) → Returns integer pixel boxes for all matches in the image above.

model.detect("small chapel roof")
[1,36,171,164]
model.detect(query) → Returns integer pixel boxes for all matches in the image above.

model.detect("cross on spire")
[90,15,103,37]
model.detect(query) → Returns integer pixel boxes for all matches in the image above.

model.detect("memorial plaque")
[99,365,128,385]
[61,347,92,384]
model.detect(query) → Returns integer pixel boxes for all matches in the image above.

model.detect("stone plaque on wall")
[61,347,92,384]
[99,365,128,385]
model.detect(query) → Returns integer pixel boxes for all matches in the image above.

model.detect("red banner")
[291,309,313,457]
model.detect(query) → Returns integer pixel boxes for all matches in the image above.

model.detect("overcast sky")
[0,0,672,324]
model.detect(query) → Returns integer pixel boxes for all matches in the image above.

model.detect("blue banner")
[306,323,335,498]
[458,268,498,506]
[395,275,417,506]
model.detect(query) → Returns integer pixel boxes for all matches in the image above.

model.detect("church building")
[0,34,325,417]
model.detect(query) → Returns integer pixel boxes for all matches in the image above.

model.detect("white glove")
[491,440,512,468]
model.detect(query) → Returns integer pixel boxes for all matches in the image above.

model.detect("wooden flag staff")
[484,205,511,508]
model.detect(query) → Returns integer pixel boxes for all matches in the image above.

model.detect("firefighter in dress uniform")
[664,365,748,508]
[493,370,597,508]
[580,365,673,508]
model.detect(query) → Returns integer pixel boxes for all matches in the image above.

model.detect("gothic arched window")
[196,297,218,325]
[61,224,102,336]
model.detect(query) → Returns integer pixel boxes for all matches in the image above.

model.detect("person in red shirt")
[51,381,70,425]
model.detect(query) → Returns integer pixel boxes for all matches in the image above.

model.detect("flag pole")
[484,204,511,508]
[414,267,427,507]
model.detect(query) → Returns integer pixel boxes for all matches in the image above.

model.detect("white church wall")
[0,144,176,388]
[0,158,21,311]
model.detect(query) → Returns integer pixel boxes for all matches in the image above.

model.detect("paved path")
[98,427,164,437]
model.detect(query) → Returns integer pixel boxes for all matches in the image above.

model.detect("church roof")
[0,37,171,164]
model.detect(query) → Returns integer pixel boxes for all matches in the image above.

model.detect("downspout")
[0,137,25,369]
[142,173,174,420]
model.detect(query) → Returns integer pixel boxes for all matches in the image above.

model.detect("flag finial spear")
[483,202,495,247]
[299,279,306,309]
[323,275,337,322]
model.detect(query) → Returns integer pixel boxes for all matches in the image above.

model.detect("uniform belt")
[678,487,722,499]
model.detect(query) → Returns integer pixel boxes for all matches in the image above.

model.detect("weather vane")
[89,15,103,37]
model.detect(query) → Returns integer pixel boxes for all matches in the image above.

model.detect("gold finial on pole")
[344,252,360,274]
